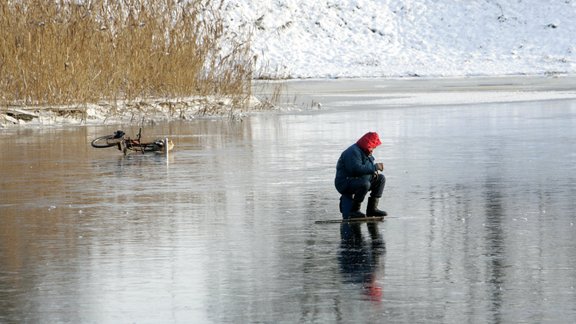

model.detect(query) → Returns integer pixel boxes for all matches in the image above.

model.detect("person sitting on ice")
[335,132,387,218]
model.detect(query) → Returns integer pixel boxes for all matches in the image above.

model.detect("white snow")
[223,0,576,79]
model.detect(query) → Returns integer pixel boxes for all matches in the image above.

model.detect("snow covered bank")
[225,0,576,78]
[0,96,265,128]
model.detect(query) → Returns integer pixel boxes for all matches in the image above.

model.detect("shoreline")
[3,74,576,129]
[0,95,267,129]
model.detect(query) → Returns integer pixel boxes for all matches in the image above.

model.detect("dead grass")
[0,0,255,111]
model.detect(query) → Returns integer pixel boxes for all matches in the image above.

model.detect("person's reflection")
[338,222,385,302]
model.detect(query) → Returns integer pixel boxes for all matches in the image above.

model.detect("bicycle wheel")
[91,135,117,148]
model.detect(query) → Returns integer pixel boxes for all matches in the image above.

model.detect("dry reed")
[0,0,255,111]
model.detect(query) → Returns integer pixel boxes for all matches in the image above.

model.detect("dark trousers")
[337,174,386,215]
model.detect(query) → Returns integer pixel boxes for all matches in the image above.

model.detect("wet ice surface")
[2,79,576,323]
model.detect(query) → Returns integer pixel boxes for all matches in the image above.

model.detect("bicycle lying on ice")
[91,128,174,155]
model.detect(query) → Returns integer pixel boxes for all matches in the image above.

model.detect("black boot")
[366,197,387,217]
[348,201,366,218]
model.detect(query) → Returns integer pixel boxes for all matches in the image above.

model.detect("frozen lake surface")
[1,78,576,323]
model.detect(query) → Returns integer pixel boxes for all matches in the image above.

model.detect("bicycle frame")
[91,128,173,155]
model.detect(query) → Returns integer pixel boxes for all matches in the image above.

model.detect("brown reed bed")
[0,0,255,113]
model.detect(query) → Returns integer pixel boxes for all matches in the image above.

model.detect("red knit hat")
[356,132,381,153]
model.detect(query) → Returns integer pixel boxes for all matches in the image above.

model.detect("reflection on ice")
[339,223,385,302]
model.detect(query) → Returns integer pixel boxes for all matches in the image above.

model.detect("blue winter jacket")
[335,143,377,190]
